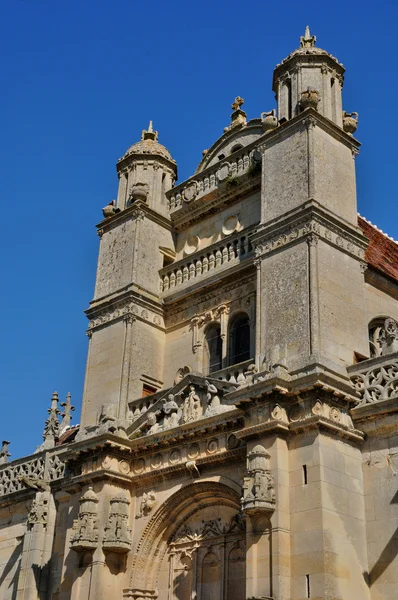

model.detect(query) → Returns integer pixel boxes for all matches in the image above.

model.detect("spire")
[0,440,11,465]
[300,25,316,48]
[42,392,61,450]
[141,121,158,142]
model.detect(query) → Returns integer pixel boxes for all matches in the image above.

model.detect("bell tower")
[80,124,177,431]
[254,28,369,375]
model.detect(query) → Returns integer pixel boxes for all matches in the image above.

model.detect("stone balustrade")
[211,360,255,386]
[167,145,261,212]
[159,228,255,294]
[0,450,66,497]
[129,389,167,422]
[348,352,398,406]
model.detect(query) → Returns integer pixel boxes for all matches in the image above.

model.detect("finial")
[141,121,158,142]
[60,392,75,435]
[42,391,61,449]
[0,440,11,465]
[231,96,245,111]
[300,25,316,48]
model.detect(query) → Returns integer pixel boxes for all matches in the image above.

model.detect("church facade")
[1,28,398,600]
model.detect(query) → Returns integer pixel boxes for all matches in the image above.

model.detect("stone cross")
[231,96,244,111]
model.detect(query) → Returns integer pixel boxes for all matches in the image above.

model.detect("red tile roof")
[358,215,398,282]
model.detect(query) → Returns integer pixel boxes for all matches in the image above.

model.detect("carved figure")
[17,474,50,492]
[379,318,398,355]
[186,460,200,478]
[103,493,132,552]
[137,491,156,518]
[182,386,201,423]
[70,487,99,551]
[0,440,11,465]
[242,445,276,515]
[27,493,48,525]
[163,395,180,429]
[147,411,162,435]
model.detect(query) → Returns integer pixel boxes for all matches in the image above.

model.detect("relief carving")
[241,445,276,515]
[27,492,49,525]
[136,491,156,518]
[70,487,99,552]
[103,493,132,553]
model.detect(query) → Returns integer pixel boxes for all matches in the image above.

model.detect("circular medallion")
[312,401,323,416]
[188,443,200,459]
[217,163,230,182]
[183,235,200,256]
[289,405,301,422]
[134,458,145,474]
[169,449,181,465]
[207,439,218,454]
[329,407,341,422]
[151,453,163,469]
[118,460,130,475]
[183,182,198,203]
[227,434,240,450]
[101,457,112,470]
[222,214,240,236]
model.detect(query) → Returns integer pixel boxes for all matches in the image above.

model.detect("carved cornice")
[252,201,367,263]
[96,200,172,234]
[86,291,164,332]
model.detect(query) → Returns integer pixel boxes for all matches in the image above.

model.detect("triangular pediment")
[127,373,237,439]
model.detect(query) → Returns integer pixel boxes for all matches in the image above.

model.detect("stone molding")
[253,204,367,263]
[96,199,172,236]
[86,297,164,333]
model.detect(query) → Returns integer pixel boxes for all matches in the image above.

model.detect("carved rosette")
[70,487,99,552]
[241,445,276,515]
[103,493,132,553]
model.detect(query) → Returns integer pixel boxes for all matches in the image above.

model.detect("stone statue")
[163,394,180,429]
[242,445,276,515]
[182,386,201,423]
[0,440,11,465]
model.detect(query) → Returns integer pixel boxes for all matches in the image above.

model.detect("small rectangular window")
[142,384,157,397]
[303,465,308,485]
[306,574,311,598]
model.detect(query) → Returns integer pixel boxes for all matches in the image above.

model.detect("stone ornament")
[222,214,240,236]
[174,365,192,384]
[70,487,99,552]
[241,445,276,515]
[261,109,278,133]
[342,111,358,135]
[128,183,148,204]
[217,163,230,182]
[300,87,320,111]
[27,493,48,526]
[183,181,198,203]
[103,493,132,553]
[172,515,245,543]
[183,234,200,256]
[379,318,398,355]
[351,358,398,405]
[60,393,75,435]
[0,440,11,465]
[137,491,156,518]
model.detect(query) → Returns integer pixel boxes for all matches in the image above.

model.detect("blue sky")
[1,0,397,459]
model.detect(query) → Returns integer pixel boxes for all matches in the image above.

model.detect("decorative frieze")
[87,300,164,333]
[0,450,66,497]
[254,217,366,262]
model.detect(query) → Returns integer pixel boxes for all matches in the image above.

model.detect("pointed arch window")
[204,324,222,374]
[228,313,251,366]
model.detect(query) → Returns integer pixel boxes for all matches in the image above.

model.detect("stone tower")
[1,28,398,600]
[81,122,177,428]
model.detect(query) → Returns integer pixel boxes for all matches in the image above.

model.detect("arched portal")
[127,480,244,600]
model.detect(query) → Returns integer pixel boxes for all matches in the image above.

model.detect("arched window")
[204,324,222,374]
[228,313,250,366]
[231,143,243,154]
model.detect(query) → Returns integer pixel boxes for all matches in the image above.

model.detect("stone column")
[118,313,136,419]
[16,490,56,600]
[307,234,320,356]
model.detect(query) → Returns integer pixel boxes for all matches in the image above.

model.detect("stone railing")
[0,449,66,497]
[348,352,398,406]
[128,388,168,422]
[159,228,254,293]
[167,145,261,213]
[211,360,255,386]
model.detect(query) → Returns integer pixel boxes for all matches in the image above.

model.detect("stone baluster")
[176,269,182,285]
[215,249,222,267]
[202,257,209,273]
[163,275,169,291]
[170,272,176,288]
[209,254,215,270]
[182,266,189,282]
[189,263,195,279]
[196,260,203,276]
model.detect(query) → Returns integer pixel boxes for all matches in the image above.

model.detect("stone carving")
[186,460,200,478]
[174,365,192,384]
[300,25,316,48]
[102,200,118,218]
[18,474,50,492]
[172,515,245,543]
[128,183,148,204]
[300,87,320,111]
[27,493,48,525]
[0,440,11,465]
[261,109,278,132]
[60,392,75,435]
[242,445,276,515]
[183,181,198,203]
[379,318,398,355]
[137,491,156,518]
[103,493,132,553]
[182,386,201,423]
[38,392,61,451]
[342,111,358,135]
[70,487,99,552]
[222,214,240,235]
[351,359,398,405]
